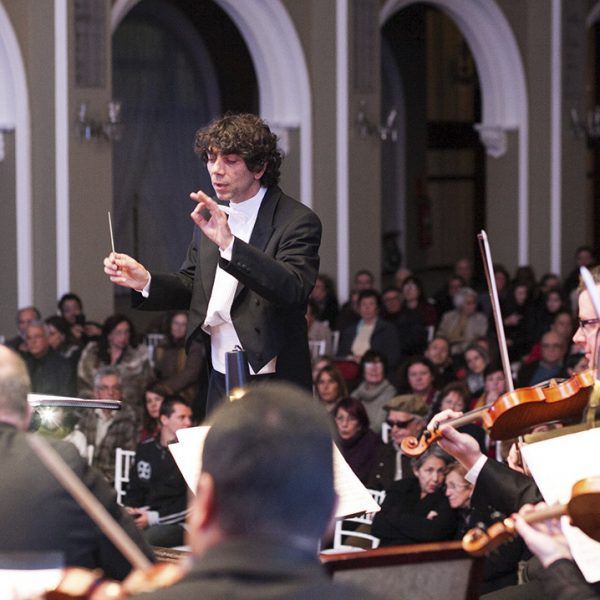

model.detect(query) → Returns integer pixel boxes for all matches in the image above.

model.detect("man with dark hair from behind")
[0,345,154,580]
[134,382,371,599]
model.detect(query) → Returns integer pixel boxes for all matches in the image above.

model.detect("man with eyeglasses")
[573,267,600,369]
[76,366,137,483]
[515,330,568,387]
[366,394,428,491]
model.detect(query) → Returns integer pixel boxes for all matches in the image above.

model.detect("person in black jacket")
[125,396,193,547]
[0,345,154,581]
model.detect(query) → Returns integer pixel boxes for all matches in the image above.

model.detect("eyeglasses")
[577,318,600,334]
[386,418,415,429]
[335,415,358,424]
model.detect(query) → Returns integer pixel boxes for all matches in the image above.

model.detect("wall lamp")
[355,100,398,142]
[76,100,122,142]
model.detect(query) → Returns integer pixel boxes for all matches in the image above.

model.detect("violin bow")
[578,266,600,425]
[477,231,515,393]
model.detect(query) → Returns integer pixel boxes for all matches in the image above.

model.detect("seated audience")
[337,289,401,370]
[524,309,576,364]
[336,269,375,332]
[396,356,438,406]
[371,446,456,546]
[45,315,81,366]
[399,275,437,328]
[333,397,381,485]
[479,264,510,320]
[125,396,193,547]
[309,273,339,327]
[153,310,203,410]
[472,363,507,411]
[436,287,488,355]
[424,336,456,387]
[350,350,396,434]
[380,286,403,321]
[140,382,169,442]
[366,394,428,491]
[432,275,465,321]
[527,288,567,345]
[23,321,76,397]
[516,330,568,387]
[503,282,534,361]
[132,383,370,599]
[76,367,138,483]
[57,292,102,347]
[4,305,41,353]
[78,314,153,414]
[314,364,348,413]
[0,345,153,580]
[306,299,334,357]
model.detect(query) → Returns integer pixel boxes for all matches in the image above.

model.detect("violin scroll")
[461,519,517,556]
[399,429,440,457]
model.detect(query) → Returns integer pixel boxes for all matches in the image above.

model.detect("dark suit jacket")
[134,186,321,391]
[0,422,154,580]
[135,539,371,599]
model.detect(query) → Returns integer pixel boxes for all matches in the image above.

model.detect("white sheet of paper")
[521,427,600,582]
[170,425,380,519]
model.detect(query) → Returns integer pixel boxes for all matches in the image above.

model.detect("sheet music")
[171,425,380,519]
[521,428,600,582]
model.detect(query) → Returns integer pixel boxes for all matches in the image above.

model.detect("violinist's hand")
[103,252,150,291]
[190,190,234,250]
[430,409,483,470]
[513,503,572,568]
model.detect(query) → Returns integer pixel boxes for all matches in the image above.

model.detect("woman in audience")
[153,310,203,408]
[314,364,348,413]
[371,445,456,546]
[350,350,396,434]
[429,382,486,452]
[502,282,533,361]
[458,343,490,398]
[337,289,401,370]
[309,273,339,327]
[333,397,381,485]
[77,314,153,414]
[139,382,169,442]
[399,276,437,328]
[45,315,81,366]
[396,356,438,407]
[436,287,488,355]
[306,299,333,357]
[527,288,567,347]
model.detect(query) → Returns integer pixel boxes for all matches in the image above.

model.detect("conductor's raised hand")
[103,252,150,291]
[429,409,483,469]
[190,190,234,250]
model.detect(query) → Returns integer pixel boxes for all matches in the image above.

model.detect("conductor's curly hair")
[194,113,282,188]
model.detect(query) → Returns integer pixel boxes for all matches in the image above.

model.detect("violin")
[462,475,600,556]
[400,370,595,457]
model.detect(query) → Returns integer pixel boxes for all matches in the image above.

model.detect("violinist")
[0,345,154,581]
[514,503,600,600]
[132,382,372,599]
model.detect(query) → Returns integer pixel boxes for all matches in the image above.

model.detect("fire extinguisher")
[416,177,432,248]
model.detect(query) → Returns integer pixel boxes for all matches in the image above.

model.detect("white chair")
[309,339,326,362]
[331,330,340,356]
[331,489,387,551]
[143,333,167,366]
[381,422,391,444]
[114,448,136,505]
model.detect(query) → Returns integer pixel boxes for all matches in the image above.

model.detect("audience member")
[78,314,153,414]
[306,299,334,356]
[140,382,169,442]
[527,288,567,346]
[432,275,465,320]
[502,283,534,361]
[562,245,596,299]
[314,364,348,413]
[45,315,81,366]
[380,287,403,321]
[459,343,490,398]
[57,292,102,347]
[436,287,488,355]
[516,330,568,387]
[336,269,376,332]
[393,266,413,291]
[125,396,193,547]
[400,275,437,327]
[153,310,203,409]
[76,367,138,483]
[371,445,456,546]
[309,273,339,327]
[366,394,428,491]
[350,350,396,434]
[337,289,401,369]
[4,306,41,353]
[424,336,456,387]
[479,264,510,320]
[23,321,76,397]
[333,397,381,485]
[0,345,153,580]
[132,382,370,599]
[396,356,438,406]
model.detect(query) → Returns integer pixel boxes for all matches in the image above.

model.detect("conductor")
[104,114,322,412]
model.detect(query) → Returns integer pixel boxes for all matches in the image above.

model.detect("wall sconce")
[76,100,122,142]
[570,107,600,141]
[355,100,398,142]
